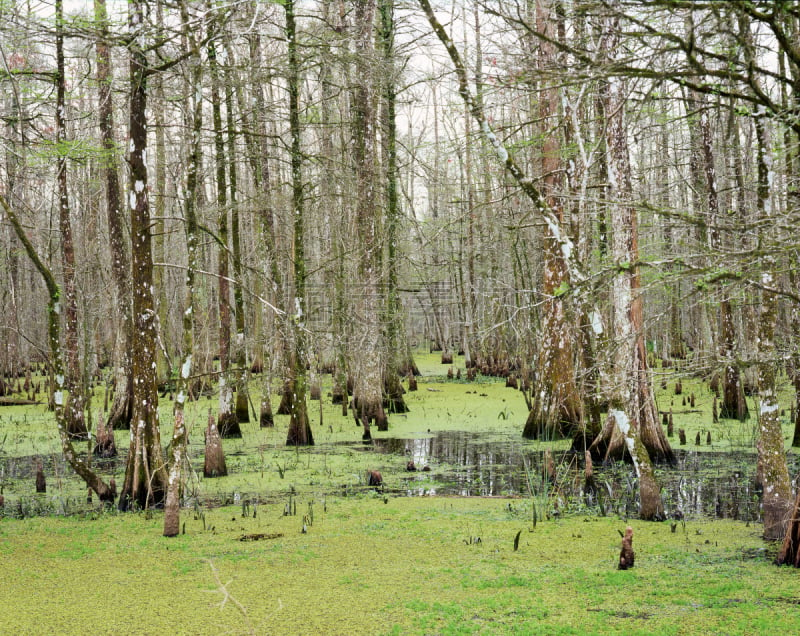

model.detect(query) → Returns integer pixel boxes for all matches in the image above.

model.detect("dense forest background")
[0,0,799,547]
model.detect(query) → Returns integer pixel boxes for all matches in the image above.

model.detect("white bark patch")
[561,240,573,262]
[134,180,145,193]
[54,390,63,406]
[611,409,629,435]
[590,310,604,335]
[481,121,508,163]
[760,401,779,416]
[53,302,60,315]
[611,408,639,473]
[545,216,561,242]
[181,354,192,379]
[129,191,137,210]
[55,373,65,387]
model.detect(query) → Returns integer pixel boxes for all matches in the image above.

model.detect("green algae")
[2,496,799,635]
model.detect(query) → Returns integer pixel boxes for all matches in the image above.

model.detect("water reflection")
[372,431,790,522]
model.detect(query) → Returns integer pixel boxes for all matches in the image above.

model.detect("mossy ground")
[0,353,798,633]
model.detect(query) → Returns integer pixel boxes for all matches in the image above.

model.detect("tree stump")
[678,429,686,445]
[260,397,274,428]
[204,410,228,478]
[584,451,597,496]
[35,462,46,493]
[93,415,117,458]
[618,526,634,570]
[367,470,383,489]
[543,449,556,483]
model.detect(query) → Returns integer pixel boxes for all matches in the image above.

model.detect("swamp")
[2,354,800,634]
[2,0,800,633]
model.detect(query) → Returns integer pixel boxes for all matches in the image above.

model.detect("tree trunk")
[691,88,748,421]
[244,11,294,436]
[588,4,671,519]
[165,10,202,536]
[95,0,133,432]
[753,113,792,540]
[522,0,582,441]
[208,35,241,440]
[284,0,314,447]
[223,65,250,425]
[379,0,408,417]
[351,0,388,434]
[118,0,168,511]
[56,0,88,441]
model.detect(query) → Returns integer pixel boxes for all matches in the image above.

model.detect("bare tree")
[55,0,87,440]
[1,193,114,501]
[522,0,582,441]
[94,0,133,431]
[586,2,670,520]
[284,0,314,446]
[164,2,203,537]
[118,0,169,510]
[351,0,388,437]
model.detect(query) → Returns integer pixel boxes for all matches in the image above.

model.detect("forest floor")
[1,353,799,634]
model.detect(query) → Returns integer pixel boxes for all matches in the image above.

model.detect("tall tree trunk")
[776,8,800,566]
[319,0,350,412]
[753,113,792,540]
[378,0,408,417]
[119,0,168,511]
[208,35,240,439]
[522,0,582,440]
[284,0,314,446]
[352,0,387,436]
[95,0,133,431]
[165,9,202,535]
[55,0,88,441]
[223,57,250,425]
[244,9,293,430]
[691,88,748,420]
[588,3,671,519]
